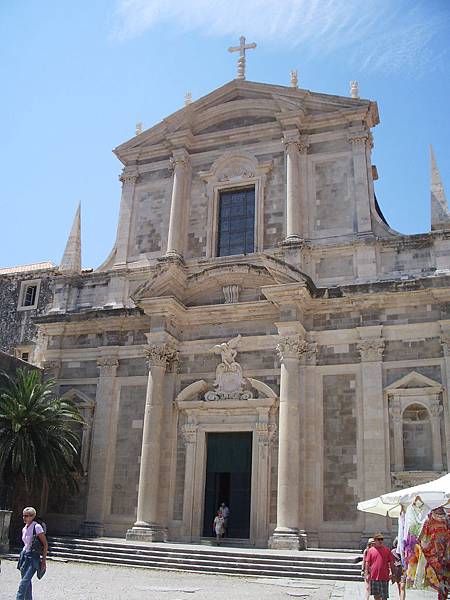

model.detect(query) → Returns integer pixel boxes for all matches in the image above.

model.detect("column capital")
[348,131,370,147]
[282,131,309,154]
[357,338,385,362]
[255,423,277,447]
[169,148,190,171]
[276,336,316,363]
[430,399,443,418]
[43,360,61,379]
[119,170,139,184]
[389,397,402,421]
[144,343,179,370]
[97,357,119,376]
[180,423,197,446]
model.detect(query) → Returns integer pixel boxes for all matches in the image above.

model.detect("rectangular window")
[217,187,255,257]
[17,279,41,311]
[21,352,29,362]
[23,285,37,307]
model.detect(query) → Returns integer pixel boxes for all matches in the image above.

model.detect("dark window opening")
[217,187,255,257]
[21,352,29,362]
[23,285,37,307]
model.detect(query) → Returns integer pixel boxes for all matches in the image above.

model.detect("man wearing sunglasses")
[364,533,396,600]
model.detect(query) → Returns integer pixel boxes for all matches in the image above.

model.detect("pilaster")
[82,356,119,537]
[348,132,372,234]
[357,327,387,538]
[181,422,198,540]
[389,396,404,471]
[114,171,139,267]
[282,130,305,242]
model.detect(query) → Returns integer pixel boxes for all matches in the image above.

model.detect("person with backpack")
[16,506,48,600]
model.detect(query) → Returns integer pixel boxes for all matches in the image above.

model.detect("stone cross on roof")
[228,36,257,80]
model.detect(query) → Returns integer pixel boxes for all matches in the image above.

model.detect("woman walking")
[16,506,48,600]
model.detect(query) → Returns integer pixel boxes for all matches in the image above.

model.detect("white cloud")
[111,0,448,73]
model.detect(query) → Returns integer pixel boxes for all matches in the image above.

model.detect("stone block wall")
[110,385,146,517]
[322,373,358,522]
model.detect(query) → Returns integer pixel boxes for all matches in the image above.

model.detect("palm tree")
[0,368,84,509]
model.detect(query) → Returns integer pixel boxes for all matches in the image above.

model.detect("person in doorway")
[362,538,375,600]
[220,502,230,537]
[364,533,395,600]
[16,506,48,600]
[213,511,225,545]
[391,537,406,600]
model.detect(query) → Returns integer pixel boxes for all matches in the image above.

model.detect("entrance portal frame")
[176,395,278,547]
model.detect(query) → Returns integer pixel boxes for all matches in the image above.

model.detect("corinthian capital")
[357,339,385,362]
[144,343,179,370]
[282,131,309,154]
[43,360,61,379]
[348,132,370,147]
[119,170,139,184]
[169,148,190,172]
[97,357,119,376]
[276,335,309,361]
[441,334,450,357]
[180,423,197,446]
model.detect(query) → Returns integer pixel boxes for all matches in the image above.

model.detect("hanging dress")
[403,500,431,589]
[419,507,450,600]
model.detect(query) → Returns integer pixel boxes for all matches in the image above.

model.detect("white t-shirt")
[22,521,44,552]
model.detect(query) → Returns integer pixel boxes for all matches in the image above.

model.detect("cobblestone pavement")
[0,559,435,600]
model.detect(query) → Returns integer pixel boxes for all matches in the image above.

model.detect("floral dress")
[419,508,450,600]
[403,501,431,589]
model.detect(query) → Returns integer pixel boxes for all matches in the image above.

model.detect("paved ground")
[0,559,435,599]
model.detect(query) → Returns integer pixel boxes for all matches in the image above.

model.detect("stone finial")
[135,122,143,136]
[290,69,298,88]
[184,92,192,106]
[59,203,81,275]
[228,36,257,80]
[350,80,359,99]
[430,145,450,231]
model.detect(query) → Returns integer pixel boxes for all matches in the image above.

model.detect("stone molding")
[97,357,119,376]
[144,343,179,370]
[357,339,385,362]
[391,471,445,490]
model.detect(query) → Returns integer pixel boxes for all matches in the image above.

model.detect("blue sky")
[1,0,449,270]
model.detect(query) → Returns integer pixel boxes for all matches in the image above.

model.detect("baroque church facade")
[14,75,450,549]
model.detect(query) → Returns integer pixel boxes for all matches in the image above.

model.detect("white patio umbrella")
[357,472,450,518]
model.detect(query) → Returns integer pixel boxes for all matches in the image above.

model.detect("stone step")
[47,537,363,581]
[49,537,361,564]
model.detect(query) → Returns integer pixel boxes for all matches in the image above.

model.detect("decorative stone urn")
[0,510,12,552]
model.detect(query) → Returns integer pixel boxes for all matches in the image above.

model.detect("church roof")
[0,261,56,275]
[114,78,379,165]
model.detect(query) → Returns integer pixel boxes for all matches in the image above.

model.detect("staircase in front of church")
[47,537,363,581]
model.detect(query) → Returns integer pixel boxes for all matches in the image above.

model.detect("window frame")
[216,186,256,257]
[17,279,41,311]
[200,152,272,259]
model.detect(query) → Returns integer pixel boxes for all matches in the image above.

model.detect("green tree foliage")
[0,368,84,508]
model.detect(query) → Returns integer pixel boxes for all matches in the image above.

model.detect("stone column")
[430,397,444,471]
[166,149,190,259]
[389,396,404,472]
[82,357,119,537]
[349,132,372,234]
[357,331,387,538]
[181,422,198,541]
[283,131,303,242]
[126,342,178,542]
[269,335,306,550]
[114,171,139,266]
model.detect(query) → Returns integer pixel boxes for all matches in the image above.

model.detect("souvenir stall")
[358,473,450,599]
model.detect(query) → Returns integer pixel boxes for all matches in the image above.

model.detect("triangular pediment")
[386,371,443,392]
[114,79,375,163]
